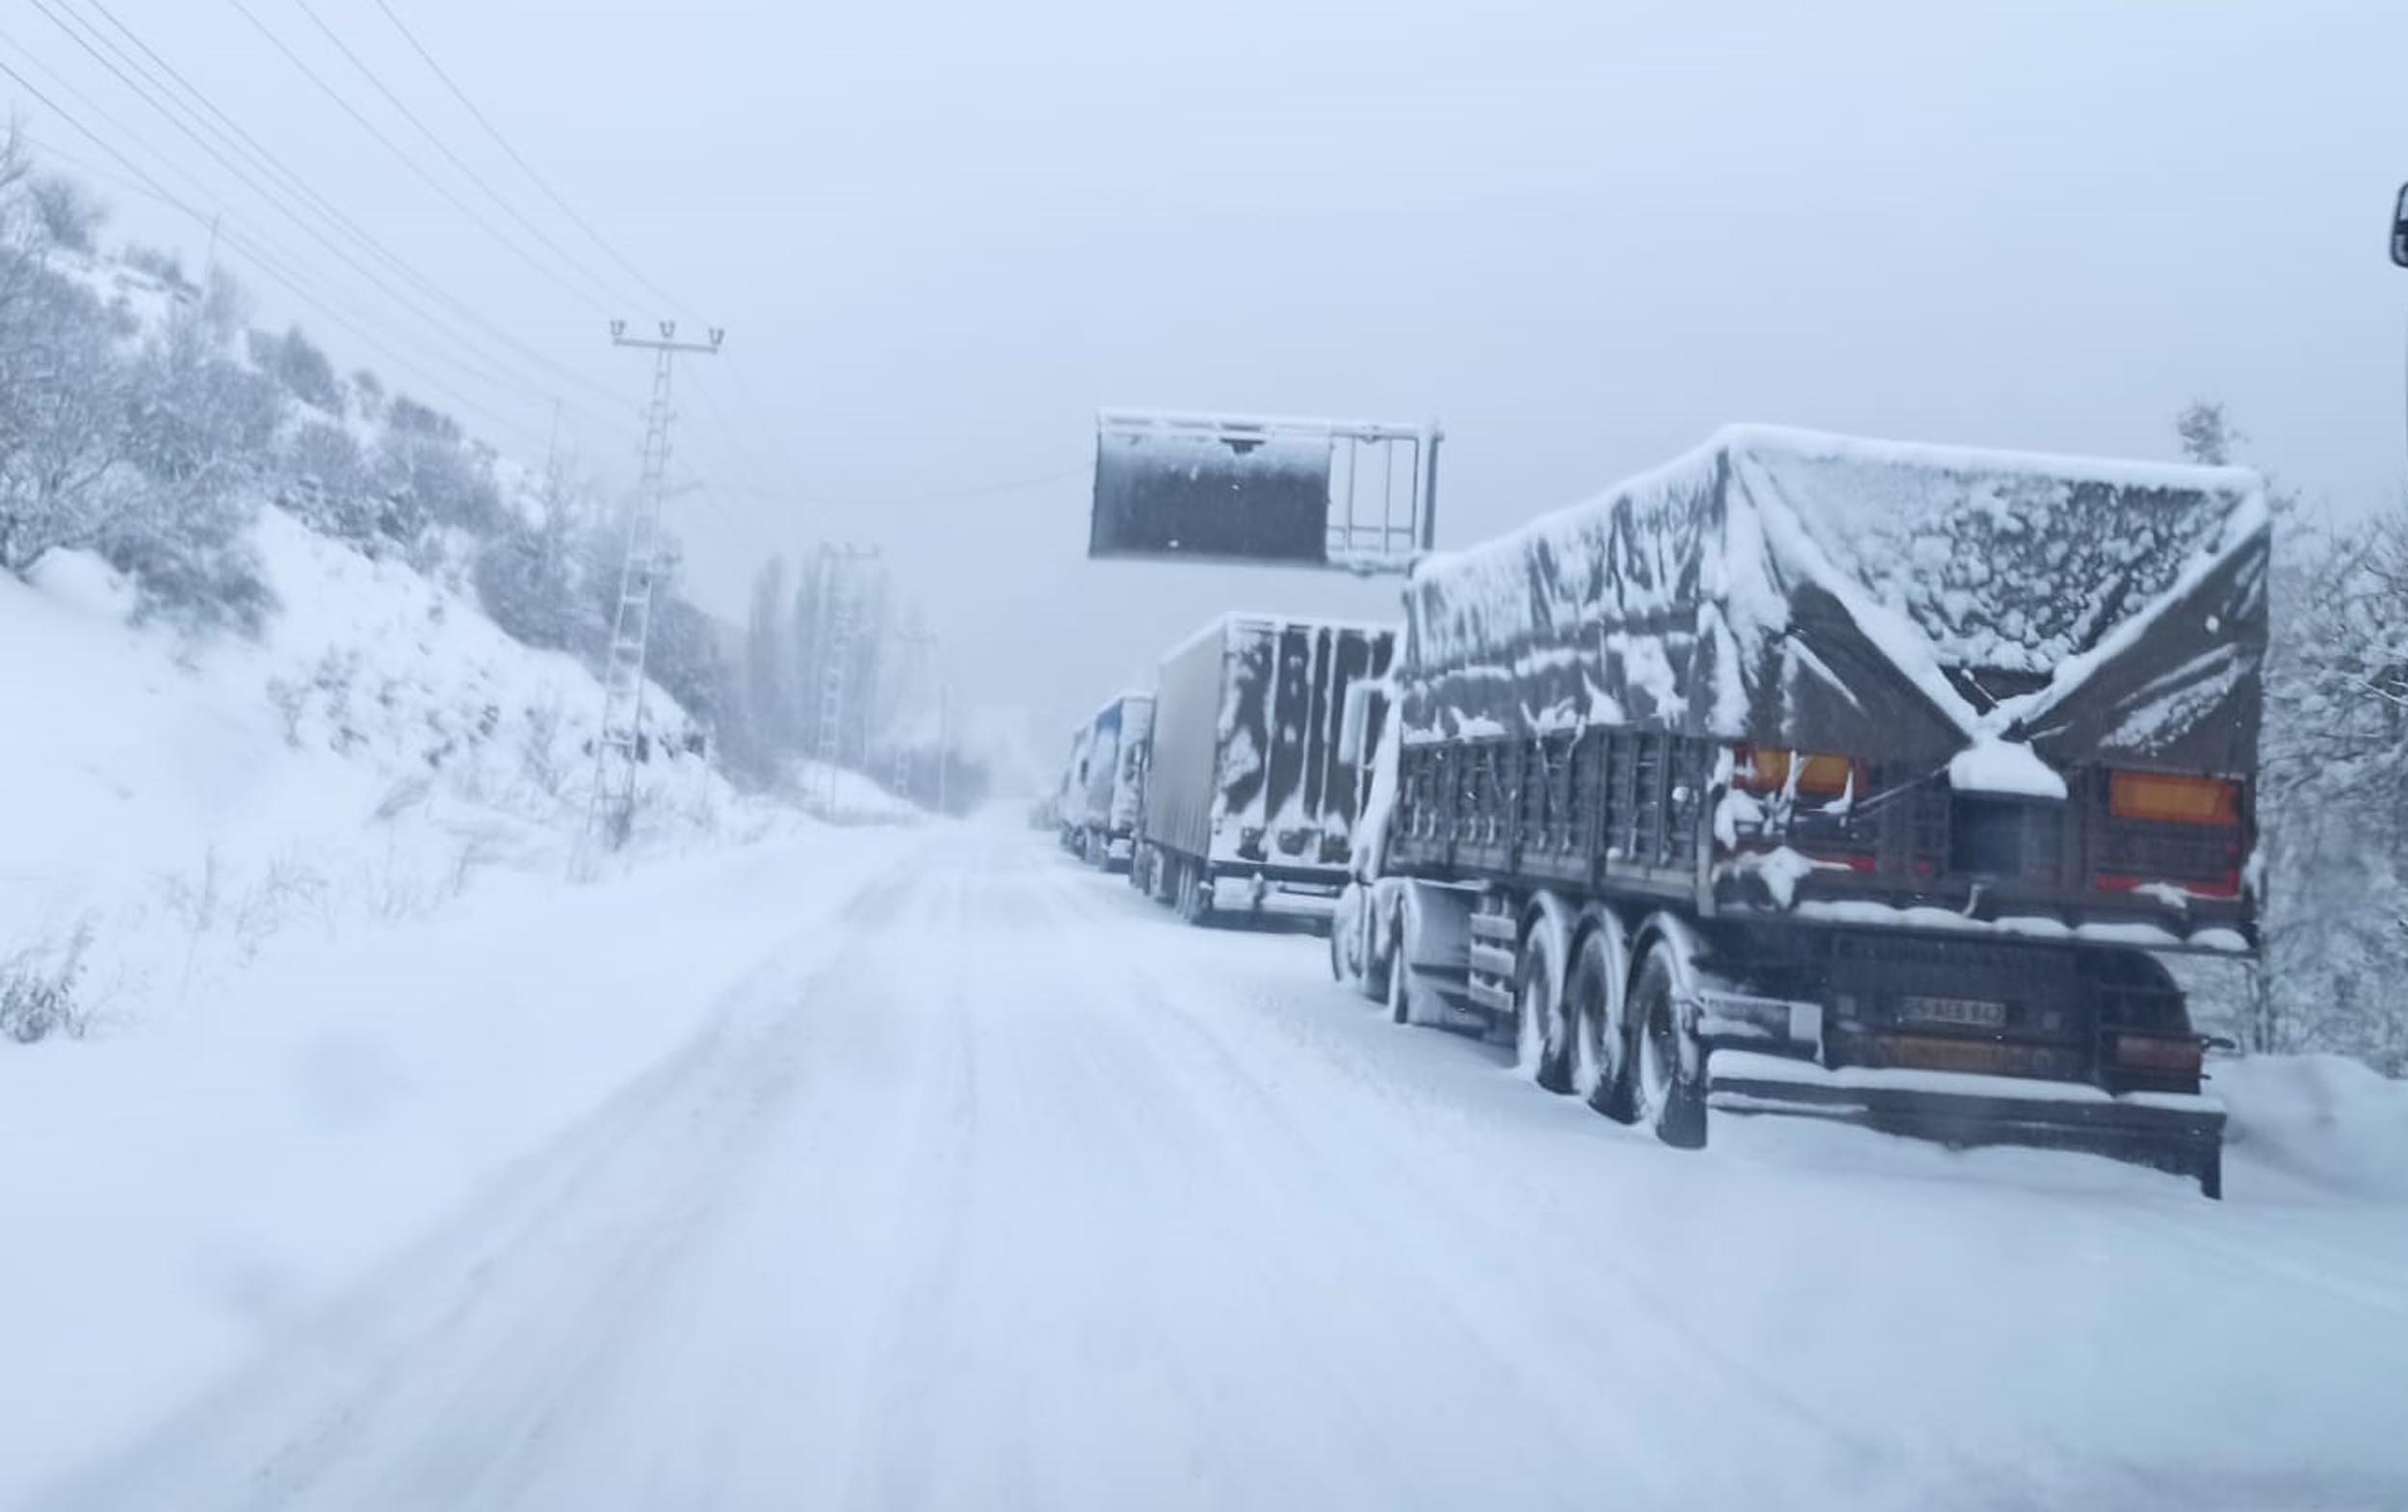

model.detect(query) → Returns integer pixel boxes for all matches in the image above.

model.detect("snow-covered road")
[35,823,2408,1511]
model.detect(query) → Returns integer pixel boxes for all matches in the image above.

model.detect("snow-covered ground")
[0,508,745,1045]
[0,824,923,1506]
[12,820,2405,1511]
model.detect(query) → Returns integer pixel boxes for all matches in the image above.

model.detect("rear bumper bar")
[1208,873,1345,920]
[1708,1049,2227,1194]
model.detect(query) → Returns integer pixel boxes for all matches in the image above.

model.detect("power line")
[361,0,689,316]
[279,0,638,316]
[68,0,623,416]
[720,466,1086,510]
[19,0,625,432]
[684,369,792,506]
[218,0,612,319]
[351,0,828,525]
[0,41,559,452]
[720,350,818,505]
[352,0,829,524]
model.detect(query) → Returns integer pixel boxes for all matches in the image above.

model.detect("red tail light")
[2113,1033,2205,1078]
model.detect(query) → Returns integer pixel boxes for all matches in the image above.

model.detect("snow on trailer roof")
[1403,425,2269,772]
[1157,611,1400,669]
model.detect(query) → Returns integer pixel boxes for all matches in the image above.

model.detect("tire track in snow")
[35,856,930,1512]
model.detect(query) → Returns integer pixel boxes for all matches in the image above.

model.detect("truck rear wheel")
[1626,937,1707,1150]
[1567,913,1634,1122]
[1513,903,1574,1094]
[1358,888,1396,1004]
[1329,884,1364,986]
[1177,860,1215,926]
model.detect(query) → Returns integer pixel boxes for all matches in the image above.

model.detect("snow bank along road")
[36,822,2408,1511]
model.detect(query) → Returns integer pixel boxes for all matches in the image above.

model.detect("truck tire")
[1388,890,1437,1027]
[1513,900,1575,1094]
[1358,888,1396,1005]
[1567,910,1634,1122]
[1329,884,1364,986]
[1625,936,1708,1150]
[1177,860,1215,927]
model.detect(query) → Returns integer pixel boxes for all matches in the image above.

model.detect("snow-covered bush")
[0,268,130,574]
[2177,403,2408,1074]
[276,420,380,544]
[374,407,502,543]
[472,487,584,652]
[27,173,101,256]
[104,306,280,633]
[0,924,93,1044]
[250,325,342,417]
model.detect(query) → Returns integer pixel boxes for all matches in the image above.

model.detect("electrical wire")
[280,0,638,317]
[218,0,612,319]
[350,0,829,518]
[21,0,627,432]
[719,350,818,505]
[363,0,690,317]
[0,43,560,452]
[67,0,622,417]
[717,466,1085,510]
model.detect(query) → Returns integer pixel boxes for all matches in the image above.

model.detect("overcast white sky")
[11,0,2408,766]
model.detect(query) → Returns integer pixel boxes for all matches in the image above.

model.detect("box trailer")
[1329,425,2267,1195]
[1136,613,1397,925]
[1053,722,1092,854]
[1066,691,1154,871]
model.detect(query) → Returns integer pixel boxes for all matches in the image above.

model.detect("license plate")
[1899,995,2008,1030]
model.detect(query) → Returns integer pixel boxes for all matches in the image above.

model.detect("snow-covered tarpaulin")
[1401,426,2270,775]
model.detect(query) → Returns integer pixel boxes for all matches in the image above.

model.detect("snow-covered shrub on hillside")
[2250,510,2408,1073]
[0,138,275,630]
[375,399,503,543]
[0,923,92,1044]
[249,325,343,418]
[26,173,100,256]
[2174,403,2408,1074]
[111,301,282,634]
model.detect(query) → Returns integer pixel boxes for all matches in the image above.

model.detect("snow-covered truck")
[1135,613,1397,926]
[1052,723,1092,853]
[1065,691,1154,871]
[1329,426,2268,1195]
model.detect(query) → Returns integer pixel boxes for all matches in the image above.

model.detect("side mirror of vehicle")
[2392,183,2408,268]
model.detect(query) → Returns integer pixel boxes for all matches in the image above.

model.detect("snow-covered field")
[12,820,2405,1511]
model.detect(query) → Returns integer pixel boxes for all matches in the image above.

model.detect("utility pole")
[582,319,723,860]
[889,624,937,806]
[935,680,952,816]
[811,543,880,816]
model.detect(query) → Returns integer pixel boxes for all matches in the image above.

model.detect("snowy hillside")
[0,504,742,1037]
[0,187,843,1042]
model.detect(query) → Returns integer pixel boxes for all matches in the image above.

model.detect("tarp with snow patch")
[1400,426,2269,776]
